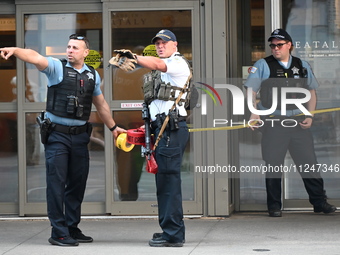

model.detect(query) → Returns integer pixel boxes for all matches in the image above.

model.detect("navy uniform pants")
[152,121,189,243]
[261,123,326,211]
[44,130,90,238]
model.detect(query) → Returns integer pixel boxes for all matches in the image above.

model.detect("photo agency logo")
[196,82,223,115]
[197,82,312,128]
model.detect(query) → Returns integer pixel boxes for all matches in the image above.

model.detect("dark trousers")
[261,123,326,211]
[44,131,90,238]
[152,121,189,243]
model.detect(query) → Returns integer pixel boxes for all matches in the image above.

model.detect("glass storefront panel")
[23,13,105,204]
[111,11,192,101]
[0,14,16,103]
[26,113,45,202]
[24,13,103,102]
[239,0,340,210]
[239,0,267,208]
[26,112,106,203]
[0,113,18,202]
[112,111,194,202]
[0,14,17,205]
[283,0,340,201]
[111,10,194,202]
[113,111,146,201]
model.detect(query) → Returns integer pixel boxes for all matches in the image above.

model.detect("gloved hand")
[109,49,137,72]
[113,49,137,59]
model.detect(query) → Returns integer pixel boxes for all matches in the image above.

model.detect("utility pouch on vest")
[36,112,52,144]
[157,82,172,101]
[76,104,84,118]
[67,95,77,114]
[143,72,155,104]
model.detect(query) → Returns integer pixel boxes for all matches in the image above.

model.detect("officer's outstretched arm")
[0,47,48,71]
[135,55,167,72]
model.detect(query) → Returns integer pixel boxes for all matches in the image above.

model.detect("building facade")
[1,0,339,216]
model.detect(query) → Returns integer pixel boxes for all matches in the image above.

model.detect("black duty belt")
[52,123,89,135]
[151,116,186,130]
[178,116,186,122]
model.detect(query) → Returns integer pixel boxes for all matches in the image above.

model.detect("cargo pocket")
[45,149,66,175]
[156,146,181,174]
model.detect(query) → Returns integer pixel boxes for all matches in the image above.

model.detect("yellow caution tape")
[189,124,250,132]
[189,107,340,133]
[116,133,135,152]
[298,107,340,116]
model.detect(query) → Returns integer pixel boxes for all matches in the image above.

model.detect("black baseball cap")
[268,28,293,43]
[151,29,177,43]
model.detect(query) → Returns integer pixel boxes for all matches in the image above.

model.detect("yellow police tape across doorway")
[116,107,340,152]
[188,107,340,132]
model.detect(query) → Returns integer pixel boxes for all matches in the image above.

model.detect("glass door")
[282,0,340,209]
[238,0,340,211]
[18,9,105,215]
[238,0,267,211]
[104,3,202,215]
[0,14,18,214]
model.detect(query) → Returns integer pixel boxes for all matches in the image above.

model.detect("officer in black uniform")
[244,29,336,217]
[0,35,125,246]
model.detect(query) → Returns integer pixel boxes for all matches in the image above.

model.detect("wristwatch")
[109,124,118,131]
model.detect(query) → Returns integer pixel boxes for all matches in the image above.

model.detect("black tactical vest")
[260,55,307,110]
[142,54,197,109]
[46,59,95,121]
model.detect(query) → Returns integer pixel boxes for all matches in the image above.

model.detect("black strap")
[178,116,186,122]
[52,123,89,135]
[151,116,186,130]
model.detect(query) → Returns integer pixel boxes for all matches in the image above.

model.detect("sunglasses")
[269,43,287,49]
[69,34,85,40]
[69,34,89,49]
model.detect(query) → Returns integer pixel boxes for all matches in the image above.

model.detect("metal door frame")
[15,2,103,216]
[0,1,18,215]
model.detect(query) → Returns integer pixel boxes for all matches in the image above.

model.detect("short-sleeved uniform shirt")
[41,57,102,126]
[149,52,191,121]
[244,55,319,116]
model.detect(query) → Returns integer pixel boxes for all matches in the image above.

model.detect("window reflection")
[86,112,105,202]
[111,10,194,202]
[284,0,340,201]
[111,11,192,101]
[24,12,104,203]
[239,0,267,208]
[112,110,194,202]
[24,13,103,103]
[0,113,18,202]
[0,14,16,103]
[26,112,106,203]
[113,111,146,201]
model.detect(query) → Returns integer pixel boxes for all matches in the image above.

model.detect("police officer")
[0,34,125,246]
[134,29,190,247]
[244,28,336,217]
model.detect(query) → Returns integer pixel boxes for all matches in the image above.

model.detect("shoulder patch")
[173,56,183,62]
[249,66,258,74]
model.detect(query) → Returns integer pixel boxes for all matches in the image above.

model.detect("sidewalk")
[0,212,339,255]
